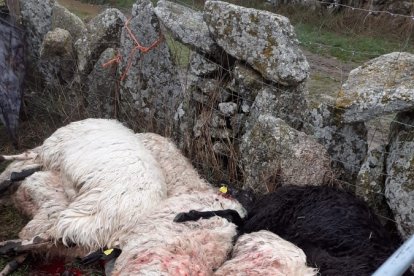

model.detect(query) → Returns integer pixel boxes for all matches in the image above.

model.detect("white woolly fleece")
[111,190,246,275]
[215,230,318,276]
[136,133,213,196]
[30,119,167,250]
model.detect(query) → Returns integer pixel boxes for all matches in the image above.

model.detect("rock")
[19,0,54,68]
[246,84,309,131]
[154,0,218,55]
[118,0,182,133]
[39,28,75,85]
[336,52,414,123]
[227,62,262,112]
[213,141,230,156]
[230,113,245,137]
[204,0,309,85]
[356,145,392,224]
[219,102,237,117]
[52,3,86,42]
[211,112,227,128]
[385,110,414,239]
[75,8,126,78]
[305,103,367,183]
[86,48,118,118]
[240,114,332,193]
[190,77,231,104]
[189,52,219,77]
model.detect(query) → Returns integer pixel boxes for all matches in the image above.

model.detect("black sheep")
[175,185,408,276]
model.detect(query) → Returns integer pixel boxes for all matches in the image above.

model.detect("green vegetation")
[295,23,413,63]
[72,0,413,64]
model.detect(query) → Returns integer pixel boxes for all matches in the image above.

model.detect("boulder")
[305,103,367,183]
[204,0,309,85]
[336,52,414,123]
[246,84,309,131]
[75,8,126,79]
[385,110,414,239]
[189,52,220,77]
[39,28,75,85]
[51,3,86,42]
[240,114,332,193]
[154,0,218,55]
[356,145,393,224]
[86,48,118,118]
[19,0,54,68]
[118,0,182,133]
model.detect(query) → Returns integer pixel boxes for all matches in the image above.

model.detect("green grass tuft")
[295,23,413,63]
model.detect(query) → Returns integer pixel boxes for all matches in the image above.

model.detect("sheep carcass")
[176,185,405,276]
[109,190,246,276]
[1,118,167,251]
[214,230,317,276]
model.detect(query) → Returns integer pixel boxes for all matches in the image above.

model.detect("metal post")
[373,235,414,276]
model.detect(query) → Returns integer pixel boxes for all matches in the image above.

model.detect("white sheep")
[1,121,316,275]
[109,190,246,275]
[1,118,167,251]
[214,230,318,276]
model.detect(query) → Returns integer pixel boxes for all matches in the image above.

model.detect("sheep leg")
[0,151,37,162]
[0,235,51,255]
[0,164,42,193]
[174,209,244,228]
[80,248,122,265]
[9,166,41,182]
[0,253,28,276]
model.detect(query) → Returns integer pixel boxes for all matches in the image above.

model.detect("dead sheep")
[1,119,249,275]
[175,185,407,276]
[1,118,167,251]
[214,230,317,276]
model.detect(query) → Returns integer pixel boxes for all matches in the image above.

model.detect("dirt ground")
[57,0,104,20]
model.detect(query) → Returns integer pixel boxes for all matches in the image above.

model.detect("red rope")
[102,17,164,81]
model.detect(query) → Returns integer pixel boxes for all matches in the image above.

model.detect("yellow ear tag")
[219,185,228,194]
[104,248,114,255]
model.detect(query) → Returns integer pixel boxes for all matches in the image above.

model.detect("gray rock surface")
[189,52,219,77]
[246,84,309,131]
[305,103,367,183]
[39,28,75,85]
[86,48,118,118]
[385,110,414,239]
[52,3,86,42]
[154,0,218,55]
[204,0,309,85]
[241,114,332,193]
[219,102,237,117]
[19,0,54,68]
[119,0,182,133]
[75,8,126,79]
[336,52,414,123]
[356,145,392,223]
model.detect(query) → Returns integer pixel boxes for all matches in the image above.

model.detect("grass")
[295,23,413,63]
[0,205,31,275]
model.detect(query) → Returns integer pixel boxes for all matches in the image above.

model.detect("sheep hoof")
[0,240,22,255]
[0,253,28,276]
[0,236,50,255]
[173,210,199,223]
[10,167,41,182]
[0,180,12,194]
[173,212,191,223]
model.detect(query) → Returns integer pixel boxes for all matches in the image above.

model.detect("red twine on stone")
[102,17,164,81]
